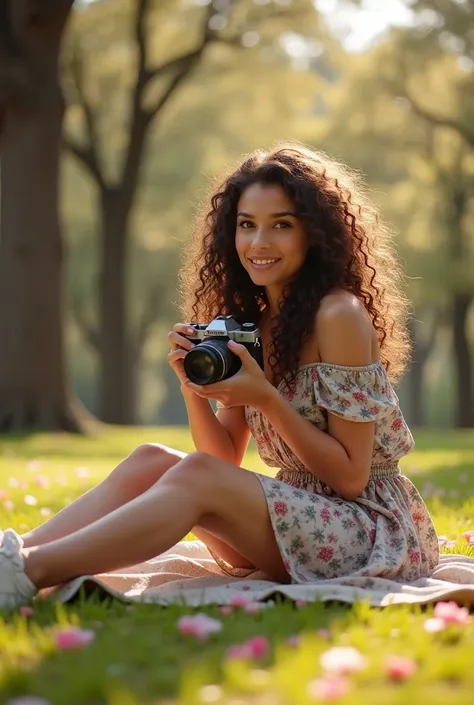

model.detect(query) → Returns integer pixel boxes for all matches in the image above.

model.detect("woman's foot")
[0,529,38,610]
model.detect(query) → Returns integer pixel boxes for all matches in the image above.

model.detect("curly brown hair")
[180,144,410,388]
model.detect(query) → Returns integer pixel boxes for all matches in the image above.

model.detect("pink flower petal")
[385,655,417,681]
[3,500,14,511]
[295,599,307,608]
[219,606,233,616]
[177,613,223,641]
[40,508,52,517]
[320,646,367,675]
[246,635,269,659]
[24,495,37,506]
[308,675,350,701]
[462,531,474,543]
[26,460,42,473]
[0,490,7,500]
[423,617,446,633]
[226,644,252,660]
[434,601,471,626]
[54,627,95,650]
[19,606,34,617]
[230,595,249,608]
[244,601,263,614]
[34,475,50,488]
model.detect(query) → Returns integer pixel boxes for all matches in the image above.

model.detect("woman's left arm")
[257,300,376,501]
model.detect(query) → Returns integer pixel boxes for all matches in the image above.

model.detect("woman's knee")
[109,443,186,494]
[161,452,220,492]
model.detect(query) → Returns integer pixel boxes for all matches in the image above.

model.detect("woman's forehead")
[237,183,294,213]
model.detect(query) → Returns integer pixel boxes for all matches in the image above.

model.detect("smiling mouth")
[247,258,281,268]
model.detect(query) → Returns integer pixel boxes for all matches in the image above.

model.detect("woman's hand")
[183,340,273,409]
[167,323,197,389]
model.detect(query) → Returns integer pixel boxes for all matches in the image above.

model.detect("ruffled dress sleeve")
[313,362,397,422]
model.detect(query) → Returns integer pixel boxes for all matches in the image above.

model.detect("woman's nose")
[251,228,271,247]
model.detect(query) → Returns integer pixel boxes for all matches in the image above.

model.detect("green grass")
[0,428,473,705]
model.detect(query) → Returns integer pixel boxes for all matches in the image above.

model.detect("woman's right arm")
[168,323,251,466]
[181,386,251,465]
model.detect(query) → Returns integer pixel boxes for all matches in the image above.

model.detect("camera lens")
[184,338,235,385]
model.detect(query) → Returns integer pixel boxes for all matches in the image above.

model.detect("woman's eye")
[274,221,291,229]
[238,220,254,229]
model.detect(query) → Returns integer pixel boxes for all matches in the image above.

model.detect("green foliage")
[0,428,473,703]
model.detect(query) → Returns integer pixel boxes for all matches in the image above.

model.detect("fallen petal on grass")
[230,595,249,608]
[177,614,223,641]
[225,635,269,661]
[54,627,95,650]
[434,601,471,626]
[320,646,367,675]
[308,675,350,701]
[423,617,446,633]
[246,635,269,659]
[385,655,417,681]
[19,605,34,617]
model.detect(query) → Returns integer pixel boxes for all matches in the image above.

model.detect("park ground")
[0,427,473,704]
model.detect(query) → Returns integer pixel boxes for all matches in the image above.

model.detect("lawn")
[0,427,473,705]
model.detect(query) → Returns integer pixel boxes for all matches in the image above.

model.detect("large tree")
[0,0,84,432]
[63,0,319,424]
[306,21,474,426]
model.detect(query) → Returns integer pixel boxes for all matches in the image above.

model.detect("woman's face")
[235,182,309,296]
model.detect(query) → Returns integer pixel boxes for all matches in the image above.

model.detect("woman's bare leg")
[20,444,254,570]
[21,444,185,547]
[23,452,289,589]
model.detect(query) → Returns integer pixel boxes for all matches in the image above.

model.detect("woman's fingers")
[167,329,196,352]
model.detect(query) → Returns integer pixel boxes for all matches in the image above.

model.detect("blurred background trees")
[0,0,473,431]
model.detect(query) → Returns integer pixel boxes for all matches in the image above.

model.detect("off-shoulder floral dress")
[214,362,439,585]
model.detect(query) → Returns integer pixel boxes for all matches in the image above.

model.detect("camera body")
[183,315,264,385]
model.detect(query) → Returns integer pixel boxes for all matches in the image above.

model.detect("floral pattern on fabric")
[212,362,439,585]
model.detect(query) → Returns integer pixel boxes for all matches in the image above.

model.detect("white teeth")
[250,259,279,265]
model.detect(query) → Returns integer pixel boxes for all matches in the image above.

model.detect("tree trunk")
[452,292,474,428]
[0,2,82,432]
[98,189,134,424]
[403,315,438,428]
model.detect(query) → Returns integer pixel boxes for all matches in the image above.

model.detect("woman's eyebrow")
[237,211,297,218]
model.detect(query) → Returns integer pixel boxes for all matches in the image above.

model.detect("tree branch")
[144,1,217,120]
[71,294,100,351]
[135,0,149,79]
[401,87,474,147]
[62,41,105,189]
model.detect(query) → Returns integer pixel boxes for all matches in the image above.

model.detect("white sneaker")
[0,529,38,610]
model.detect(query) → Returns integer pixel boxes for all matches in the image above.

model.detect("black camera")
[183,315,264,385]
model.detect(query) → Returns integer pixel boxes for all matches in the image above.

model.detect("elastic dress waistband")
[276,463,400,496]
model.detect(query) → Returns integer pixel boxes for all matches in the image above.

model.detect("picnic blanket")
[46,540,474,608]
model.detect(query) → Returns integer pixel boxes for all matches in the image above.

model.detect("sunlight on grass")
[0,427,473,704]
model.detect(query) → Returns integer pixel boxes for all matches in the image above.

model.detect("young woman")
[0,145,439,610]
